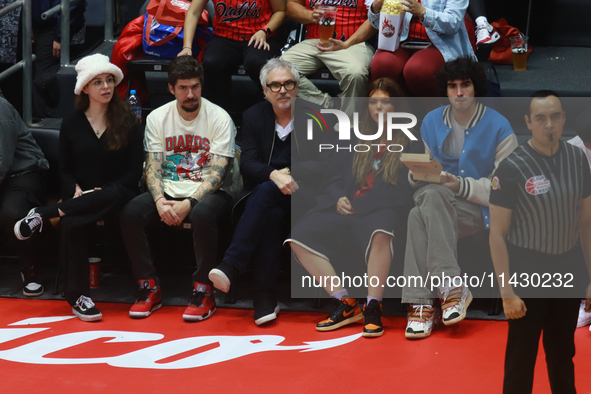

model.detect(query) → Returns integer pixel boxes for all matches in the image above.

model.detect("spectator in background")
[402,57,517,339]
[31,0,86,118]
[467,0,499,47]
[281,0,376,117]
[368,0,475,97]
[14,54,143,322]
[32,0,86,76]
[179,0,285,108]
[569,110,591,330]
[0,92,49,297]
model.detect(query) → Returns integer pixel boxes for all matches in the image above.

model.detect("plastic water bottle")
[127,90,142,122]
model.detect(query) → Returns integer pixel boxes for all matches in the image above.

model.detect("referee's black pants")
[201,35,283,107]
[503,245,584,394]
[504,298,579,394]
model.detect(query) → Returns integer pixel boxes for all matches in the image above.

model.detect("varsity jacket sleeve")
[455,133,518,206]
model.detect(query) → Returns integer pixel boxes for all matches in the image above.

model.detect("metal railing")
[0,0,34,125]
[0,0,114,125]
[42,0,115,67]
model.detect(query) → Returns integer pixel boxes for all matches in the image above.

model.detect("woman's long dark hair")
[75,89,136,151]
[352,78,411,186]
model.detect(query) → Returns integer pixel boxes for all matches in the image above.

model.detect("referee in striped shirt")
[489,91,591,394]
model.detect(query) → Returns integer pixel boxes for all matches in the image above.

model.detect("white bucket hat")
[74,53,123,95]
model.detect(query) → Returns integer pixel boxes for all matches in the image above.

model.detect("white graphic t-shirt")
[144,98,236,198]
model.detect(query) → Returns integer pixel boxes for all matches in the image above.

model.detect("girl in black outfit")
[14,54,143,322]
[288,78,419,337]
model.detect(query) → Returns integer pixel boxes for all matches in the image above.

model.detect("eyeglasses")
[266,80,297,93]
[92,78,115,87]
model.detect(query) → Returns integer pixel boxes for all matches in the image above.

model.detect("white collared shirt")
[275,120,293,141]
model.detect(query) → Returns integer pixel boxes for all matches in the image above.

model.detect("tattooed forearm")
[191,156,232,201]
[145,152,165,200]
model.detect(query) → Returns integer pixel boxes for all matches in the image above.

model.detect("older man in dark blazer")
[209,58,332,325]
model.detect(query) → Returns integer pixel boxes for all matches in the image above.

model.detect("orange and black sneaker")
[316,297,363,332]
[362,299,384,338]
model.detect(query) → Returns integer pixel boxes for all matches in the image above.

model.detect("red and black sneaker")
[129,279,162,318]
[183,282,216,322]
[362,299,384,338]
[316,297,363,331]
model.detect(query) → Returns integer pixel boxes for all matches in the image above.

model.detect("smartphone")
[401,41,432,49]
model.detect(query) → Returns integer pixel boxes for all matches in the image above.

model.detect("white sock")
[475,16,489,27]
[331,289,348,300]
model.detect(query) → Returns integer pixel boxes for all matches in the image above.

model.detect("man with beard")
[120,56,239,322]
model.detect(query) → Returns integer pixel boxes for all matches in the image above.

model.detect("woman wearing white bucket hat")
[14,53,144,322]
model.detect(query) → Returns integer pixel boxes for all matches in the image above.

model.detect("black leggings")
[55,184,137,305]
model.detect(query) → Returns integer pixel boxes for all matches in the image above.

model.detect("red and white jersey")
[305,0,368,41]
[212,0,274,40]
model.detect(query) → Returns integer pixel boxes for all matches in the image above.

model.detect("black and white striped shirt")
[490,141,591,254]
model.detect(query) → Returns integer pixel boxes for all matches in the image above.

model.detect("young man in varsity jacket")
[490,92,591,394]
[402,56,518,339]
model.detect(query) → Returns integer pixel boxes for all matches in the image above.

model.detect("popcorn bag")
[378,0,403,52]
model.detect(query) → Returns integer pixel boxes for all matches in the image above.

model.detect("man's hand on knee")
[270,169,299,195]
[156,199,182,226]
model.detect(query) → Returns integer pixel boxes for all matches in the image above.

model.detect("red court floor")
[0,298,589,393]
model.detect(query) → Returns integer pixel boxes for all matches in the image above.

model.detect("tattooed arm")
[145,152,181,226]
[145,152,164,200]
[190,154,232,201]
[163,154,232,223]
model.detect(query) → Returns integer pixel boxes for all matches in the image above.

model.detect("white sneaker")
[476,23,500,47]
[405,304,435,339]
[439,286,472,326]
[577,300,591,328]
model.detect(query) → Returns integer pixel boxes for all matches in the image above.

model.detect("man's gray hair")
[259,58,300,87]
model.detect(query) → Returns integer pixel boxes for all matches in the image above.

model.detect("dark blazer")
[238,100,336,194]
[234,100,335,220]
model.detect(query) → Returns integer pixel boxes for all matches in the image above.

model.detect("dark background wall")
[487,0,590,47]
